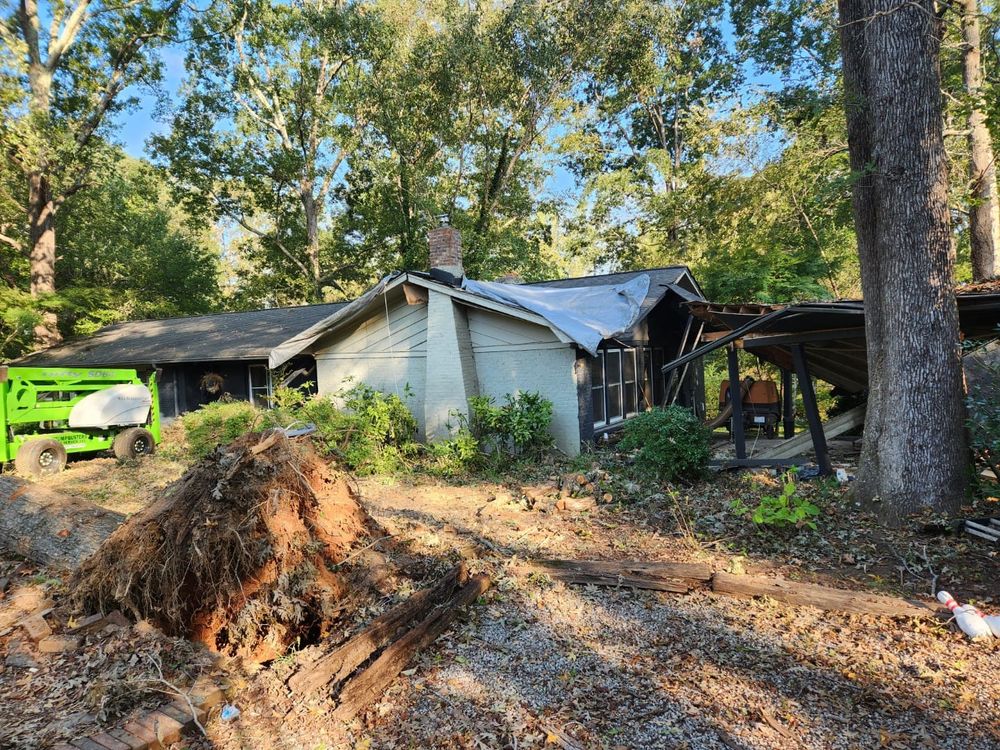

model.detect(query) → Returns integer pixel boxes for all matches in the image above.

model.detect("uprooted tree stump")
[71,431,382,662]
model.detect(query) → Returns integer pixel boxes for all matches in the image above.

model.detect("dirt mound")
[71,431,380,662]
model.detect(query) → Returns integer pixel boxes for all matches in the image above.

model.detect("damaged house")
[269,224,706,455]
[14,225,707,455]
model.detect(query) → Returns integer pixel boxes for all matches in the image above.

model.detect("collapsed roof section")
[662,290,1000,393]
[269,271,660,367]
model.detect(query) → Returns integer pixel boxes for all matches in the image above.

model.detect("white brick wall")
[423,289,479,441]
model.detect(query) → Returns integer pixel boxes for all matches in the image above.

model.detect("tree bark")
[0,476,124,569]
[300,187,323,302]
[27,171,61,346]
[961,0,1000,280]
[838,0,968,523]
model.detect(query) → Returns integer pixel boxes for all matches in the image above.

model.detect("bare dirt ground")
[1,450,999,750]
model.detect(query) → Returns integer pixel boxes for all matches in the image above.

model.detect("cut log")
[0,476,124,569]
[330,573,491,723]
[524,558,711,591]
[287,563,467,695]
[534,558,713,581]
[711,572,937,618]
[755,403,866,460]
[534,570,692,593]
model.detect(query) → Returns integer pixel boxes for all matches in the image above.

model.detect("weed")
[730,470,820,529]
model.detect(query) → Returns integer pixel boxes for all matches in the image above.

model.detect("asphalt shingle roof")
[17,303,349,367]
[17,266,700,368]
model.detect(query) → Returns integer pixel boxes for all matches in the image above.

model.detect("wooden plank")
[756,403,866,460]
[534,571,691,593]
[533,558,713,581]
[330,574,491,723]
[287,564,466,696]
[711,572,936,618]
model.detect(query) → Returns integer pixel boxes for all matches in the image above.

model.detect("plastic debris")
[938,591,993,640]
[220,704,241,722]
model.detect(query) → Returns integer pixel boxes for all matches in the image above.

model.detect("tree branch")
[46,0,92,72]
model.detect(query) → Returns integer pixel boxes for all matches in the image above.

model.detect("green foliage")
[426,428,480,478]
[618,406,710,482]
[181,382,420,474]
[336,383,419,474]
[182,400,266,459]
[730,470,821,529]
[468,391,554,457]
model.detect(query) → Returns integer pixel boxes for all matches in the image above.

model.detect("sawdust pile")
[71,431,380,662]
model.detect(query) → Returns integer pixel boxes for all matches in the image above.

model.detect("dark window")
[590,352,606,426]
[640,347,653,411]
[623,348,638,417]
[652,348,665,405]
[606,349,623,422]
[248,365,272,408]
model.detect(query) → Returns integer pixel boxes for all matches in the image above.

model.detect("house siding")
[467,309,581,455]
[314,293,428,435]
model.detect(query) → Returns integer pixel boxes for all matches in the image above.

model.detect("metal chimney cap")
[436,213,450,227]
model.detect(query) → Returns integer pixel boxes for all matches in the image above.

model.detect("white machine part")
[68,384,152,429]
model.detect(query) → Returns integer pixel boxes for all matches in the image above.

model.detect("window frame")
[248,364,273,408]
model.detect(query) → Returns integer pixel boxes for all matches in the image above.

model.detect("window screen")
[606,349,623,422]
[248,365,272,408]
[623,348,638,417]
[590,352,606,426]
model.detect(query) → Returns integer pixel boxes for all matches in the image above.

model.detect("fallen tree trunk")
[331,573,491,723]
[523,559,712,593]
[711,572,937,618]
[288,563,467,695]
[0,476,124,568]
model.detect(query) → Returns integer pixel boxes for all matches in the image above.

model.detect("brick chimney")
[427,216,463,280]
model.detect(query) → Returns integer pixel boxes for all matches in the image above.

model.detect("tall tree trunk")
[838,0,968,524]
[27,170,61,346]
[301,188,323,303]
[961,0,1000,280]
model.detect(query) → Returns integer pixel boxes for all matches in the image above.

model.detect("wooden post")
[664,315,694,405]
[727,344,746,460]
[781,368,795,439]
[791,345,831,474]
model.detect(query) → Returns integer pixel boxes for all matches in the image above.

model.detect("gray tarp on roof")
[461,274,650,356]
[526,266,694,321]
[18,302,350,367]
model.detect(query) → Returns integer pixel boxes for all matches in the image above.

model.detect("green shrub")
[181,383,420,475]
[730,470,820,529]
[426,427,480,477]
[468,391,554,457]
[182,399,270,458]
[618,406,710,482]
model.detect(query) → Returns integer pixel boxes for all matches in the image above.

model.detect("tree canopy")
[1,0,999,358]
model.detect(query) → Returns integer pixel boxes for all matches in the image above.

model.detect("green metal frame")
[0,366,160,463]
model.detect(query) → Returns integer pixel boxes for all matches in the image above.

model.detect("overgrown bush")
[182,383,420,474]
[618,406,710,482]
[468,391,554,457]
[183,399,268,458]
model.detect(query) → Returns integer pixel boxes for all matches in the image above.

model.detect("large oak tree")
[838,0,968,522]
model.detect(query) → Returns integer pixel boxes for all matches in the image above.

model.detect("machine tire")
[15,439,68,478]
[113,427,156,461]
